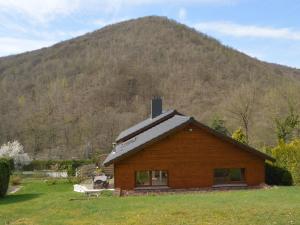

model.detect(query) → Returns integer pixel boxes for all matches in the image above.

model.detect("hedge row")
[23,159,93,174]
[0,158,11,197]
[265,162,293,186]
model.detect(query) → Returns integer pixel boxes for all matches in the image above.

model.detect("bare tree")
[1,17,300,159]
[227,83,257,143]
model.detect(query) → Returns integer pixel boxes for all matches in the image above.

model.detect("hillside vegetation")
[1,16,300,159]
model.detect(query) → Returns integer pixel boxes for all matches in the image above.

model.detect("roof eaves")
[104,116,275,166]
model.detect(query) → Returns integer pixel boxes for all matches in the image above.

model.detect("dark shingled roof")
[104,112,275,166]
[104,115,191,166]
[115,109,180,143]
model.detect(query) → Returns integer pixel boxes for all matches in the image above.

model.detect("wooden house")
[104,98,274,191]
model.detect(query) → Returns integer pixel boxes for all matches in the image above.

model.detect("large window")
[214,168,245,185]
[151,170,168,186]
[136,171,151,186]
[135,170,168,187]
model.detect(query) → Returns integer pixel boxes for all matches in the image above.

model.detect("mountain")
[1,16,300,159]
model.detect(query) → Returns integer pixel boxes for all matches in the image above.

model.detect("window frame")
[135,170,169,187]
[213,168,246,185]
[135,170,151,186]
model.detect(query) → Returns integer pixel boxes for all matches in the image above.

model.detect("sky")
[0,0,300,68]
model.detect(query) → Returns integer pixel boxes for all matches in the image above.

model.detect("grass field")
[1,179,300,225]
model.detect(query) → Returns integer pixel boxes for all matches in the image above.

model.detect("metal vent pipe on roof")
[151,96,162,118]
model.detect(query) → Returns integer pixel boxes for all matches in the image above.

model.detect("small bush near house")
[232,128,247,144]
[11,175,22,186]
[67,163,76,177]
[67,176,83,184]
[265,162,293,186]
[269,139,300,185]
[100,190,113,197]
[45,179,58,185]
[0,158,11,197]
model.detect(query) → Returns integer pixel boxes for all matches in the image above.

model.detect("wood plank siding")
[114,124,265,190]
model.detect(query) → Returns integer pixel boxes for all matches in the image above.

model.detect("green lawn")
[1,179,300,225]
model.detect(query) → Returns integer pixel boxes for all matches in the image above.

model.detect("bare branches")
[227,83,257,143]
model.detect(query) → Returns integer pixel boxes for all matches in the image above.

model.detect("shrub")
[23,159,93,172]
[45,179,57,185]
[265,162,293,186]
[0,141,31,169]
[0,157,14,174]
[232,128,247,144]
[76,164,96,178]
[101,190,113,197]
[67,176,83,184]
[210,117,230,136]
[270,139,300,185]
[66,160,93,177]
[11,175,22,185]
[7,158,15,172]
[0,158,11,197]
[67,164,76,177]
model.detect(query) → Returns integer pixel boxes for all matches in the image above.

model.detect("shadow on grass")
[0,193,42,205]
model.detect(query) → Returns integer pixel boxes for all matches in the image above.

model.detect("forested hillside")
[1,16,300,159]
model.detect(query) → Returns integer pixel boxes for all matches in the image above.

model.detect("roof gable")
[190,120,275,162]
[104,114,275,166]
